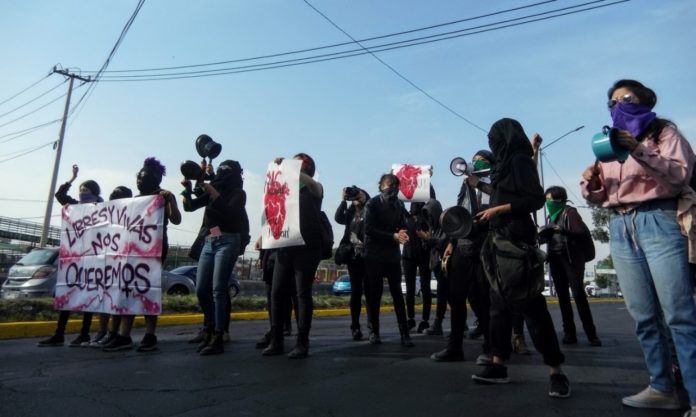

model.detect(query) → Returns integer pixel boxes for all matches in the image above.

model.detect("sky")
[1,0,695,268]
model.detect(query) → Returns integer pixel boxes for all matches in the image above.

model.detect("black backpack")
[318,210,334,260]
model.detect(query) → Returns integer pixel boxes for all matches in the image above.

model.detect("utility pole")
[39,67,91,247]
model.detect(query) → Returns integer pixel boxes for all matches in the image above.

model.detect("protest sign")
[261,158,305,249]
[391,163,432,202]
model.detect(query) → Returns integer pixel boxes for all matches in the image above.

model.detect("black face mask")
[136,170,160,195]
[381,184,399,201]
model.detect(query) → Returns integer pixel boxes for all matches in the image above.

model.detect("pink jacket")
[580,126,694,212]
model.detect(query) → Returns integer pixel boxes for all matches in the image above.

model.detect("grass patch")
[0,294,396,323]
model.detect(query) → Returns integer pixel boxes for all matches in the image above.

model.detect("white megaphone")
[449,157,491,177]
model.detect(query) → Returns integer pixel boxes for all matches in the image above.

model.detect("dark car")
[332,275,352,296]
[168,265,241,297]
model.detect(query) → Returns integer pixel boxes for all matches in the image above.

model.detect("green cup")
[591,126,629,163]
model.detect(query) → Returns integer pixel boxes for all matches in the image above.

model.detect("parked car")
[401,275,438,296]
[0,248,58,299]
[167,265,241,297]
[0,248,202,298]
[332,275,352,295]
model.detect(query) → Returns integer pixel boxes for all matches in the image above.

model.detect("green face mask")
[546,200,566,223]
[473,160,490,171]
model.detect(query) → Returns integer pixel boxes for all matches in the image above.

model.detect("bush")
[0,294,389,322]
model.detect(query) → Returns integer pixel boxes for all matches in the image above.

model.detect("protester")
[37,164,103,348]
[473,118,570,399]
[180,159,248,356]
[254,239,297,349]
[362,173,413,347]
[262,153,323,359]
[581,79,696,414]
[402,198,434,334]
[334,186,370,340]
[540,185,601,346]
[416,197,446,337]
[431,150,493,363]
[103,158,181,352]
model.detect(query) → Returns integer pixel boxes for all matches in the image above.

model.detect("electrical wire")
[304,0,486,132]
[84,0,559,74]
[0,79,68,120]
[0,119,61,143]
[0,198,46,203]
[93,0,629,82]
[542,153,584,203]
[0,141,55,164]
[0,92,68,129]
[0,73,51,107]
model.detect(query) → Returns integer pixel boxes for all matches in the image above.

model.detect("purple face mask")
[609,101,656,138]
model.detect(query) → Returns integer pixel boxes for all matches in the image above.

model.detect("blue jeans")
[610,201,696,404]
[196,233,240,332]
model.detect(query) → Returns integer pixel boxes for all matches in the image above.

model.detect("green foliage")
[0,294,391,323]
[594,274,610,289]
[590,204,611,244]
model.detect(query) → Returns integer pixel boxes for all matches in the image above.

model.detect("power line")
[93,0,629,82]
[66,0,146,126]
[0,141,55,164]
[0,92,68,129]
[304,0,487,132]
[0,73,51,107]
[0,198,46,203]
[0,79,68,120]
[541,153,583,203]
[84,0,559,74]
[0,119,61,143]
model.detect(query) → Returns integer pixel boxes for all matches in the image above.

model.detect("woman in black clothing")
[334,186,370,340]
[363,173,413,347]
[471,118,570,399]
[262,153,323,359]
[37,164,103,347]
[541,185,601,346]
[402,198,434,333]
[181,160,248,355]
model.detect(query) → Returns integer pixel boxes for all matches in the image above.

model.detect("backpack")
[318,210,334,260]
[563,207,595,263]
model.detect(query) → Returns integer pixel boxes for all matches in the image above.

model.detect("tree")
[594,273,610,289]
[590,204,611,243]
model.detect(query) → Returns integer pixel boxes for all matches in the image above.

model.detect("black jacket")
[363,195,407,264]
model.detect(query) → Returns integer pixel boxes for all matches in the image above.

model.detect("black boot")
[417,320,430,334]
[368,322,381,345]
[351,325,363,341]
[199,331,224,356]
[399,323,414,347]
[196,327,213,353]
[430,333,464,362]
[425,318,443,336]
[261,327,284,356]
[287,332,309,359]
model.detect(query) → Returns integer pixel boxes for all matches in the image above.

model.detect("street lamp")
[537,125,585,219]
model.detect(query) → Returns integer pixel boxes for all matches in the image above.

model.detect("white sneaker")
[621,386,680,410]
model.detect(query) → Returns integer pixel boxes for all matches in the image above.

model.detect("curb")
[0,299,623,341]
[0,306,395,341]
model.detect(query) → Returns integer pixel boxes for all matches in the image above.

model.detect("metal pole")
[540,151,547,220]
[40,76,75,247]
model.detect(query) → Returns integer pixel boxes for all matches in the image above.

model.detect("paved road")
[0,301,689,417]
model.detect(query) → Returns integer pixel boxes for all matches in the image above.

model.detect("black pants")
[548,253,598,340]
[264,270,297,330]
[402,257,432,321]
[433,266,448,321]
[489,291,565,366]
[55,311,93,337]
[347,257,368,329]
[365,259,407,331]
[448,251,490,352]
[270,246,321,336]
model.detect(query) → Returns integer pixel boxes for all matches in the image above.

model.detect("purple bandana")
[610,102,656,138]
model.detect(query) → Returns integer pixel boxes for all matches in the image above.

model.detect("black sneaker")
[86,331,107,348]
[351,328,363,341]
[416,320,430,334]
[549,373,571,398]
[562,334,578,345]
[37,334,64,347]
[472,364,510,384]
[468,321,484,339]
[430,348,464,362]
[256,332,271,349]
[69,333,91,347]
[188,328,206,344]
[137,333,158,352]
[588,337,602,347]
[102,335,133,352]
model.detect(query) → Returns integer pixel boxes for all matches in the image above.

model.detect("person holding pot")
[334,186,370,340]
[581,79,696,414]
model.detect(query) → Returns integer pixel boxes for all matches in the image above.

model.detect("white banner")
[391,163,432,202]
[261,159,305,249]
[56,196,164,315]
